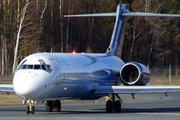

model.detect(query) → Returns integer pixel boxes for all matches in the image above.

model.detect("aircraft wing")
[0,84,14,93]
[94,86,180,94]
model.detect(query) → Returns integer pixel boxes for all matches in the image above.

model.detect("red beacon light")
[72,51,76,54]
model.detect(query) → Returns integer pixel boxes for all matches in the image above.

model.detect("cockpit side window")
[47,65,53,71]
[20,65,27,69]
[38,59,53,72]
[42,65,48,71]
[17,60,27,71]
[39,60,46,64]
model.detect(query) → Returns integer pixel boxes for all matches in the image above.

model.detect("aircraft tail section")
[106,4,129,58]
[64,4,129,58]
[65,4,180,58]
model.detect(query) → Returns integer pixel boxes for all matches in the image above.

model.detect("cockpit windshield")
[19,64,53,72]
[18,59,53,72]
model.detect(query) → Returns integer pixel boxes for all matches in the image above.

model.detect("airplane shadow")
[40,107,180,115]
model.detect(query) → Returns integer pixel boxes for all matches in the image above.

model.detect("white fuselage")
[13,53,124,100]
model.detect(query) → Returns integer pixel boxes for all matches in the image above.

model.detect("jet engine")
[120,62,150,86]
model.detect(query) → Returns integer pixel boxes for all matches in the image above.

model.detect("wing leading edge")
[0,84,14,93]
[94,86,180,94]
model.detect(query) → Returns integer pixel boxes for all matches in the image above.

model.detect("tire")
[46,101,53,112]
[26,106,30,114]
[31,106,35,114]
[114,100,121,113]
[54,100,61,112]
[106,100,113,113]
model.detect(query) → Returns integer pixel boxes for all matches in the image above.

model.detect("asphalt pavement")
[0,93,180,120]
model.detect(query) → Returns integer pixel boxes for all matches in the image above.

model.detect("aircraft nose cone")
[13,71,43,98]
[13,77,36,97]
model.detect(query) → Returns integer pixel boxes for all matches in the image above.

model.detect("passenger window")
[27,65,33,69]
[34,65,41,69]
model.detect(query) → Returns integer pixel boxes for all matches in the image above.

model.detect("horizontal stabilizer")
[95,86,180,94]
[64,13,116,17]
[64,12,180,18]
[122,12,180,17]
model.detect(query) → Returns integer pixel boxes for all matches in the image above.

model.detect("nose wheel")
[26,99,35,114]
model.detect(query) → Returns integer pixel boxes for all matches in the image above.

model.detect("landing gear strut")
[26,99,35,114]
[106,94,122,113]
[46,100,61,112]
[46,101,53,112]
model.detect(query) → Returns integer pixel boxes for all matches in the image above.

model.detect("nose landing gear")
[26,99,35,114]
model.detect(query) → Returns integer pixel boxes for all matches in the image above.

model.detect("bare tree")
[60,0,63,52]
[12,0,29,74]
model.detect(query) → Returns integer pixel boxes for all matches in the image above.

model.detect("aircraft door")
[49,58,60,73]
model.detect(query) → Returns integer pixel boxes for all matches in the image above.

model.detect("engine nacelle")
[120,62,150,86]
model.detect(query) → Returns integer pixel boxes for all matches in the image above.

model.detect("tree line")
[0,0,180,76]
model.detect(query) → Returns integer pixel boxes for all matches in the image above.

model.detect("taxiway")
[0,93,180,120]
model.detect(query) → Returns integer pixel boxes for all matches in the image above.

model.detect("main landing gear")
[26,99,35,114]
[46,100,61,112]
[106,94,122,113]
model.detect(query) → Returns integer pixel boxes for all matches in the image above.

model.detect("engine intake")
[120,62,150,86]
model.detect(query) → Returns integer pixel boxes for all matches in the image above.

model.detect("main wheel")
[26,106,30,114]
[106,100,113,113]
[54,100,61,112]
[114,100,121,113]
[31,106,35,114]
[46,101,53,112]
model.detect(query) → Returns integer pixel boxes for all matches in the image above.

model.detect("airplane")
[1,3,180,114]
